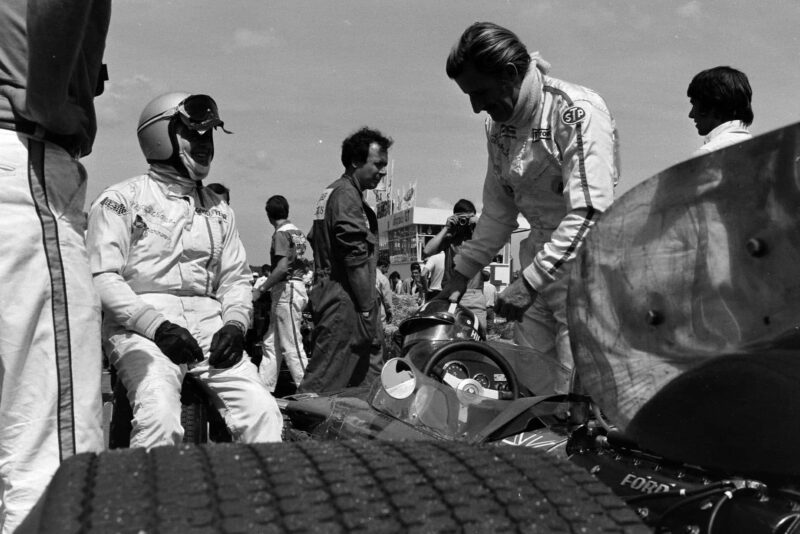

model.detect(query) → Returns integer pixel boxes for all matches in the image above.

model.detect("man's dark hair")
[341,127,393,168]
[446,22,531,80]
[410,262,421,273]
[265,195,289,220]
[206,183,230,203]
[687,66,753,126]
[453,198,476,214]
[378,258,390,269]
[389,271,401,282]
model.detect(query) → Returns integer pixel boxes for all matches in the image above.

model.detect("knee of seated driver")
[130,382,183,446]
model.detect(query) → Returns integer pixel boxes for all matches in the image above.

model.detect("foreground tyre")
[21,441,649,533]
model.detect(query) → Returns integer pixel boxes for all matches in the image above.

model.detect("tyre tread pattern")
[31,441,650,533]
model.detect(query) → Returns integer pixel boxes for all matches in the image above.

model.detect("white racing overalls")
[454,56,619,394]
[0,131,105,532]
[87,165,282,448]
[1,0,110,529]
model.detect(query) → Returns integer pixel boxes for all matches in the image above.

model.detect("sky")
[83,0,800,266]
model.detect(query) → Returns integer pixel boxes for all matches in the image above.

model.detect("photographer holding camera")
[424,199,487,329]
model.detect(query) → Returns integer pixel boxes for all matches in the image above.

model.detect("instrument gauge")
[473,373,490,388]
[442,361,468,380]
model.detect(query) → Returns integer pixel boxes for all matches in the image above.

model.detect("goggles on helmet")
[137,94,232,136]
[176,94,230,134]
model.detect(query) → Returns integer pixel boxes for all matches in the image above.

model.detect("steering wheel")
[422,340,520,400]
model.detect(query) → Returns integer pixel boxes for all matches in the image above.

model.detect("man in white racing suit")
[87,92,282,448]
[439,22,619,393]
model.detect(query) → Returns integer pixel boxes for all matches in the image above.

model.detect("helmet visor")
[176,94,226,134]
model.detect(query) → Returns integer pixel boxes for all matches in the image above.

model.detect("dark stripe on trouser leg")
[289,283,306,372]
[27,139,75,460]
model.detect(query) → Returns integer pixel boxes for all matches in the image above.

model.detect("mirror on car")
[381,358,417,399]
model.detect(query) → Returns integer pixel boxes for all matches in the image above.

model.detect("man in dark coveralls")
[298,127,392,393]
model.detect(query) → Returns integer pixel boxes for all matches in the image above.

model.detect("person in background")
[300,127,392,393]
[258,195,309,393]
[424,199,487,329]
[247,264,271,367]
[367,260,395,382]
[0,1,110,530]
[422,250,445,301]
[482,268,497,327]
[377,258,390,277]
[376,263,394,325]
[87,92,283,449]
[389,271,403,294]
[688,66,753,156]
[439,22,619,394]
[401,261,427,305]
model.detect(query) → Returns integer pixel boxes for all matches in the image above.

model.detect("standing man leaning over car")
[299,127,392,393]
[688,66,753,156]
[87,92,282,448]
[0,1,110,530]
[437,22,619,394]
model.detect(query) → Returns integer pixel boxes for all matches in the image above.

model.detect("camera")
[456,215,471,226]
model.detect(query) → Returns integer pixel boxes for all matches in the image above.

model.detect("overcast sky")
[83,0,800,266]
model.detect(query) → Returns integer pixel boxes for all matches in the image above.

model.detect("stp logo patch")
[561,105,586,125]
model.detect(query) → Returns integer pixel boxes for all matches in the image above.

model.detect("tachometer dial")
[442,361,468,380]
[473,373,490,388]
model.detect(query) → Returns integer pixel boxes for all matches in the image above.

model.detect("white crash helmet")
[136,92,227,162]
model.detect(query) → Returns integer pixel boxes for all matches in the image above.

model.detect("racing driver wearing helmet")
[86,92,282,448]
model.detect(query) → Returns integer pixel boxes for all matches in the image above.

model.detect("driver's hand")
[153,321,204,365]
[209,323,245,369]
[434,271,470,304]
[495,277,537,322]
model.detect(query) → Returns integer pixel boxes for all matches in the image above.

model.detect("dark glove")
[153,321,204,365]
[209,323,245,369]
[434,270,469,303]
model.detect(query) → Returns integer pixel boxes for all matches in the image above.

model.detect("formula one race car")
[279,299,800,534]
[276,121,800,533]
[20,122,800,534]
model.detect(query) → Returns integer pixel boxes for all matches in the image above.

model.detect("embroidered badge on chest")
[531,129,552,142]
[100,197,127,216]
[561,105,586,125]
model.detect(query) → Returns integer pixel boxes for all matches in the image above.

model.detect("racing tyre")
[21,441,649,533]
[180,400,209,444]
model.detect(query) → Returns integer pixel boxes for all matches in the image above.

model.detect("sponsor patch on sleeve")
[313,189,333,220]
[100,197,128,215]
[561,105,587,125]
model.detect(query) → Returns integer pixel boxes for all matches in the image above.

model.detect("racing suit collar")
[148,163,201,196]
[703,120,750,144]
[504,52,551,128]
